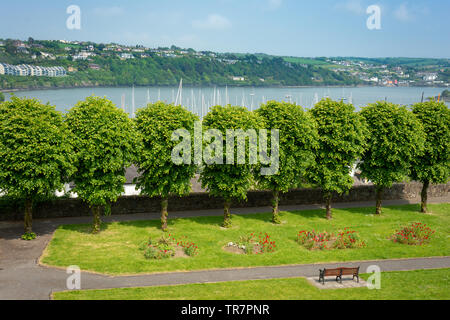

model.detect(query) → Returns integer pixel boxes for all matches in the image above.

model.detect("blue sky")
[1,0,449,58]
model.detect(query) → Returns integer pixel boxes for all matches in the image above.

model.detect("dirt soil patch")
[174,246,189,258]
[223,244,264,255]
[223,245,245,255]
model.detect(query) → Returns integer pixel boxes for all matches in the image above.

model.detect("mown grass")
[53,269,450,300]
[41,204,450,275]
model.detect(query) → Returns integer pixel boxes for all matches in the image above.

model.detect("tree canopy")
[359,101,425,214]
[65,96,138,233]
[410,101,450,213]
[0,96,73,235]
[200,105,264,227]
[134,101,199,231]
[255,101,318,223]
[308,98,367,219]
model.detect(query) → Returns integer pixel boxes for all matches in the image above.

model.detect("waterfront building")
[0,63,66,77]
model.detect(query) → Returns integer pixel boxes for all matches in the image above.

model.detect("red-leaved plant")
[230,232,277,254]
[334,228,366,249]
[391,223,435,246]
[297,228,365,250]
[140,234,199,260]
[257,232,277,253]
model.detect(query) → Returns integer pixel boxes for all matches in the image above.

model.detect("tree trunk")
[161,197,169,231]
[92,206,102,234]
[421,180,430,214]
[325,193,332,220]
[272,189,281,224]
[223,199,232,228]
[375,186,384,215]
[24,198,33,234]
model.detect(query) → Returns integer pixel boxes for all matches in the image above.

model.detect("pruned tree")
[0,97,74,237]
[65,96,138,233]
[410,101,450,213]
[359,101,425,215]
[255,101,318,224]
[308,98,367,220]
[200,105,263,228]
[134,102,199,231]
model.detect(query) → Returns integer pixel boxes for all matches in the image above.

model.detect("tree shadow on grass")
[57,219,134,235]
[379,204,421,213]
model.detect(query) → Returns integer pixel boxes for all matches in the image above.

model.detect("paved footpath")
[0,197,449,300]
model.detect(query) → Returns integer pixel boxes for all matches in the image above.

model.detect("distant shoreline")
[1,83,448,94]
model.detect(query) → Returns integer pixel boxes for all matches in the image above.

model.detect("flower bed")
[391,222,435,246]
[139,234,199,260]
[225,232,277,255]
[297,228,366,251]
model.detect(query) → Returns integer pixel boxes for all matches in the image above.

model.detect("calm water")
[7,86,446,118]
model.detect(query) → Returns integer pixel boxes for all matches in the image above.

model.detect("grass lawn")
[53,269,450,300]
[41,204,450,275]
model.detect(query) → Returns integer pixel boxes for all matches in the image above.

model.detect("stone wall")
[0,182,448,221]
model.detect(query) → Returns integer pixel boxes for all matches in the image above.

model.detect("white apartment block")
[0,63,66,77]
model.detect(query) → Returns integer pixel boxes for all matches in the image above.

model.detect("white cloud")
[268,0,283,10]
[336,0,365,15]
[93,6,124,17]
[192,14,232,30]
[394,3,414,21]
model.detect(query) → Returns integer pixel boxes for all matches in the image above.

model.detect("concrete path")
[0,197,449,300]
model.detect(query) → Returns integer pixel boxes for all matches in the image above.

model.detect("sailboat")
[121,94,125,111]
[225,85,229,105]
[340,88,347,102]
[175,78,183,106]
[314,93,319,105]
[131,86,135,118]
[250,92,255,111]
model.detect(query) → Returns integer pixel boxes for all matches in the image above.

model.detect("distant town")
[0,38,448,90]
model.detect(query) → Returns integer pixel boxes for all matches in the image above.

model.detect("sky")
[1,0,449,58]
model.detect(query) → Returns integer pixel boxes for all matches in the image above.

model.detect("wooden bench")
[319,267,360,285]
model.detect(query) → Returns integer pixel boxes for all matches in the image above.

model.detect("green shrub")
[21,232,37,241]
[228,232,277,255]
[141,234,199,259]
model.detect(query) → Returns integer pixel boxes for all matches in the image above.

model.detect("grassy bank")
[41,204,450,275]
[53,269,450,300]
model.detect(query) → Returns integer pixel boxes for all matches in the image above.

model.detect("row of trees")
[0,96,448,236]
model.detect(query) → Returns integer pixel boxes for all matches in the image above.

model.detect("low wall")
[0,182,448,221]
